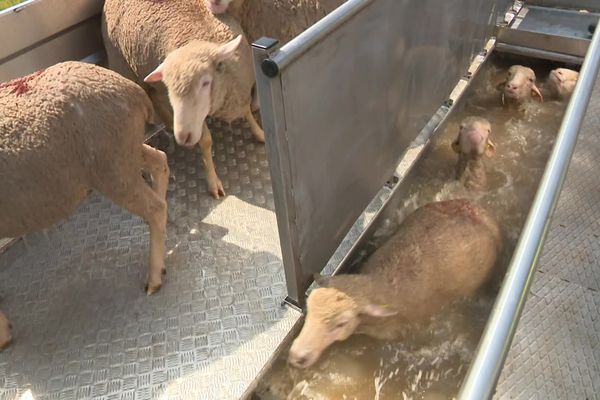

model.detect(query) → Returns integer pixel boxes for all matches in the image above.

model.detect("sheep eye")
[335,321,347,329]
[202,81,211,88]
[216,61,224,72]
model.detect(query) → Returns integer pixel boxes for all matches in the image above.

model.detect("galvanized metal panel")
[496,6,598,59]
[528,0,600,12]
[255,0,510,305]
[0,17,103,82]
[0,0,104,62]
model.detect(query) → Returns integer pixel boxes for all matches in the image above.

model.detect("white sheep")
[0,61,170,350]
[209,0,346,45]
[451,116,496,191]
[547,68,579,100]
[497,65,543,105]
[204,0,237,14]
[288,199,501,368]
[102,0,264,199]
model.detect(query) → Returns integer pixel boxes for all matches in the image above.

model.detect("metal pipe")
[495,42,584,65]
[458,23,600,400]
[270,0,372,71]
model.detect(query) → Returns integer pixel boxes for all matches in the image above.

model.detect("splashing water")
[254,56,571,400]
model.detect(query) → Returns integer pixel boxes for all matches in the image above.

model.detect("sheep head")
[288,275,397,369]
[144,35,244,147]
[548,68,578,100]
[497,65,543,105]
[452,117,495,159]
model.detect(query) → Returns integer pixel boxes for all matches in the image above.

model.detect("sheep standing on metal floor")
[102,0,264,199]
[0,61,170,350]
[288,199,502,369]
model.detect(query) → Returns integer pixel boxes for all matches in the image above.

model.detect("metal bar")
[527,0,600,12]
[495,42,585,64]
[252,38,305,309]
[458,25,600,400]
[269,0,372,72]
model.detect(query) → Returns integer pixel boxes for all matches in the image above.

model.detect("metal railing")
[458,21,600,400]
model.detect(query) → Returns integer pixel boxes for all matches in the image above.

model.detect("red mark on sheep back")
[0,69,45,96]
[424,199,480,223]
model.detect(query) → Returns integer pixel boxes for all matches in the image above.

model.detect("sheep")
[218,0,346,45]
[497,65,543,106]
[547,68,579,100]
[0,61,169,349]
[451,116,496,191]
[102,0,264,199]
[204,0,237,14]
[288,199,501,369]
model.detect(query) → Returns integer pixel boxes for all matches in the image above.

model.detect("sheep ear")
[531,85,544,103]
[361,304,398,318]
[451,138,461,154]
[496,79,508,90]
[313,273,331,288]
[215,35,243,63]
[144,63,165,83]
[485,139,496,157]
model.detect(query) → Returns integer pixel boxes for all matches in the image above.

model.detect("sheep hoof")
[145,282,162,296]
[208,179,226,199]
[253,129,266,144]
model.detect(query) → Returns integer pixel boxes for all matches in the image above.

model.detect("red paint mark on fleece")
[424,199,480,223]
[0,69,45,96]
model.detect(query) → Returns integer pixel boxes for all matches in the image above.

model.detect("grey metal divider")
[0,0,104,82]
[252,0,510,307]
[458,20,600,400]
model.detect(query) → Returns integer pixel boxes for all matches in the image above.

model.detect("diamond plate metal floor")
[0,119,300,400]
[495,74,600,398]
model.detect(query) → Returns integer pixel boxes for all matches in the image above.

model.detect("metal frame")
[527,0,600,12]
[0,0,104,81]
[252,38,304,310]
[253,0,508,308]
[252,0,382,309]
[458,24,600,400]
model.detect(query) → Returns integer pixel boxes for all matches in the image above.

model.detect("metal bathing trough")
[0,0,599,399]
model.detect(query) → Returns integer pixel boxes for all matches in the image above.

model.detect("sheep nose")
[213,0,221,4]
[184,133,193,145]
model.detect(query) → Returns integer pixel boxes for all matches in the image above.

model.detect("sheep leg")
[142,144,169,200]
[101,176,167,295]
[251,84,260,112]
[199,123,225,199]
[245,107,265,143]
[0,310,12,350]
